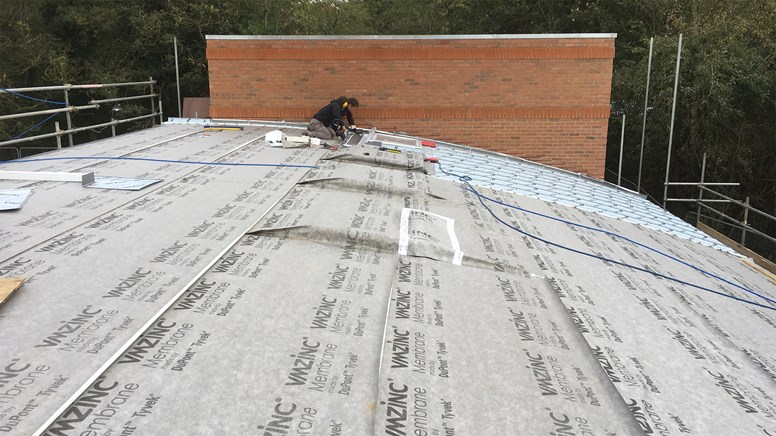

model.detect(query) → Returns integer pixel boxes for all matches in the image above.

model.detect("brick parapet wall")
[207,36,615,178]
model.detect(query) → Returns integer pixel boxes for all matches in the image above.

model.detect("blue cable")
[0,156,319,169]
[11,113,59,140]
[476,186,776,306]
[436,162,776,311]
[0,88,67,105]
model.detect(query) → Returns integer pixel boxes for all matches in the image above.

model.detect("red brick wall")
[206,35,615,178]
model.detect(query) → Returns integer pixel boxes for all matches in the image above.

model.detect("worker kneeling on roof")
[304,96,359,140]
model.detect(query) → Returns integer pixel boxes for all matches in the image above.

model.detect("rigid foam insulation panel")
[0,125,774,435]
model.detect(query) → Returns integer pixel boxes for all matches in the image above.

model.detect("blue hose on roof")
[0,88,68,105]
[436,162,776,311]
[478,185,776,305]
[0,156,319,169]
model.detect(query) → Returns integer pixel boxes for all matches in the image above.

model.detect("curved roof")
[0,120,773,435]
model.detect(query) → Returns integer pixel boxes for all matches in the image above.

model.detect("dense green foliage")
[1,0,773,253]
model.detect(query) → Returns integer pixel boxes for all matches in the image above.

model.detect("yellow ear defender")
[342,102,348,108]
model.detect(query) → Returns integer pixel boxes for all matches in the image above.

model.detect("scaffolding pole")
[663,34,683,209]
[638,37,653,193]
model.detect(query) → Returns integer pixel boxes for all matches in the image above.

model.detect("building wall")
[206,35,615,178]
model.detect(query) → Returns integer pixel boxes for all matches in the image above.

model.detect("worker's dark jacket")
[313,99,354,127]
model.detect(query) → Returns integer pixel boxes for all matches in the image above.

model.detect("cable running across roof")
[436,163,776,311]
[477,185,776,305]
[0,156,320,169]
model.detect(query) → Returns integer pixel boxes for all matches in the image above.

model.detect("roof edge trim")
[206,34,618,41]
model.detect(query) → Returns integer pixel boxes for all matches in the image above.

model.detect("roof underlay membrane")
[0,122,774,435]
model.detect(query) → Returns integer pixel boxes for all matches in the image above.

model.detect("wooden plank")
[742,259,776,285]
[0,277,25,306]
[697,222,776,275]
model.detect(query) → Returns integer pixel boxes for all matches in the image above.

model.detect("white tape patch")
[398,208,463,265]
[398,207,411,256]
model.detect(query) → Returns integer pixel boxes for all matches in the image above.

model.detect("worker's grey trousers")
[305,118,336,139]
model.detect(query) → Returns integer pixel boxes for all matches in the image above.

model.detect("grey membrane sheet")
[0,126,325,434]
[38,234,399,435]
[375,255,642,435]
[0,124,264,263]
[0,125,774,435]
[440,186,776,435]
